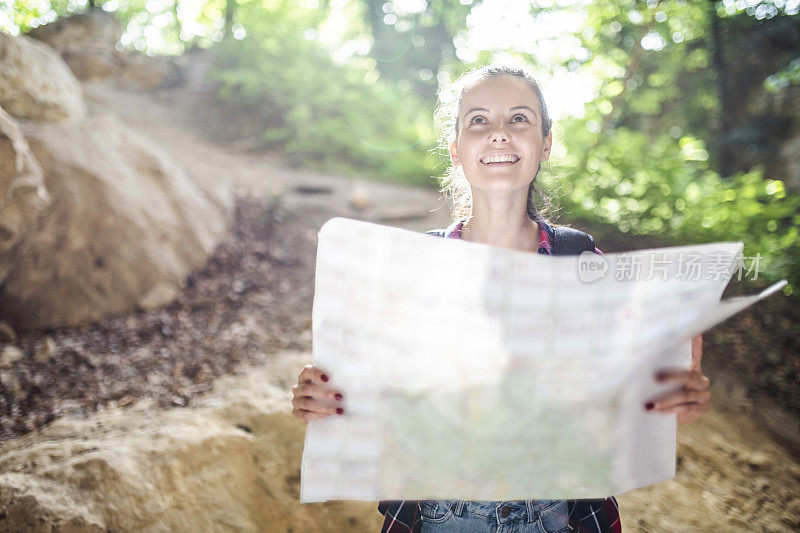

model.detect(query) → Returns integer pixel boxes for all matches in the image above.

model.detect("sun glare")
[458,0,599,120]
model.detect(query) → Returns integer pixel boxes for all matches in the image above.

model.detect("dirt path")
[621,408,800,532]
[1,67,798,531]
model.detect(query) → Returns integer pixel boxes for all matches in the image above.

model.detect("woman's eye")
[511,114,529,123]
[470,116,487,124]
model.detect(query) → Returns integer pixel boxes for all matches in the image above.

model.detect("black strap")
[552,226,596,256]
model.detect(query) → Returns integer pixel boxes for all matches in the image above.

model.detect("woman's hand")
[291,364,345,423]
[646,335,711,424]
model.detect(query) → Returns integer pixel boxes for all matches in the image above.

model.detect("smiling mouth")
[480,154,520,164]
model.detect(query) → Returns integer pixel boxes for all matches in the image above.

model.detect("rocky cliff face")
[0,106,50,283]
[0,17,232,331]
[0,32,87,122]
[0,351,382,532]
[26,11,183,90]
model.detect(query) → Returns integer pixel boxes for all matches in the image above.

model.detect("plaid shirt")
[378,216,621,533]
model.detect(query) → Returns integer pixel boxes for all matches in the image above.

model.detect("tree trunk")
[709,0,733,177]
[223,0,236,40]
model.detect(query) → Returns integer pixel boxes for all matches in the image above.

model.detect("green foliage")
[208,0,438,185]
[558,118,800,293]
[555,0,800,294]
[576,0,719,147]
[0,0,71,34]
[765,56,800,92]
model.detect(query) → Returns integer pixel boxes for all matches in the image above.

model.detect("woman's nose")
[490,127,508,143]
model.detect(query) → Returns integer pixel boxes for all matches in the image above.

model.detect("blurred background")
[0,0,798,531]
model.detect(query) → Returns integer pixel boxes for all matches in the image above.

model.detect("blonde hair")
[433,64,556,224]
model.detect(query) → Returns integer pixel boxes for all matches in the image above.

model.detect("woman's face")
[449,75,552,193]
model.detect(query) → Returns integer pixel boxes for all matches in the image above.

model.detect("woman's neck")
[460,198,539,252]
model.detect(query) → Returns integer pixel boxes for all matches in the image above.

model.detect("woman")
[292,64,711,532]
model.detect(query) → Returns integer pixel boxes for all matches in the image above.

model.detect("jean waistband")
[441,499,564,524]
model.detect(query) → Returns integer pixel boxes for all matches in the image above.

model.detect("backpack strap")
[551,226,596,256]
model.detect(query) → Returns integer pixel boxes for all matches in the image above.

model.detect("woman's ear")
[449,140,461,167]
[541,131,553,162]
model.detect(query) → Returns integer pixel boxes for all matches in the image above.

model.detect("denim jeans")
[419,499,570,533]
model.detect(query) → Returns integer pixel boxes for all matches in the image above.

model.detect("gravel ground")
[0,195,321,441]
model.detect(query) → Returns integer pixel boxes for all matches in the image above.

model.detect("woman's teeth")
[480,155,520,164]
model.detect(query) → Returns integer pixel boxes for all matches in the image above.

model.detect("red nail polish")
[645,402,655,410]
[334,393,343,401]
[656,372,667,382]
[336,407,344,414]
[321,374,329,382]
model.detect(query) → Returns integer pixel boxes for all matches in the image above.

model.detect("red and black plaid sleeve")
[377,500,421,533]
[568,497,622,533]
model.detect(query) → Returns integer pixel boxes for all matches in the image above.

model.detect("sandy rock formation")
[0,107,232,330]
[118,50,184,90]
[0,33,86,122]
[0,105,50,282]
[28,11,183,90]
[0,28,232,330]
[27,10,122,82]
[0,351,381,532]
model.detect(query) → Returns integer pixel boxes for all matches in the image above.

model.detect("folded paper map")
[300,217,787,502]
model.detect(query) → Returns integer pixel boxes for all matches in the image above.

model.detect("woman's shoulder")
[552,224,596,245]
[424,220,462,239]
[535,216,597,255]
[549,224,598,255]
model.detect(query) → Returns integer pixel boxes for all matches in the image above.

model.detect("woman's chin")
[468,177,532,192]
[467,166,536,187]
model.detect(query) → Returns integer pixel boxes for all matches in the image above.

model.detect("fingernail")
[334,393,343,401]
[336,407,344,415]
[321,374,329,382]
[645,402,655,410]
